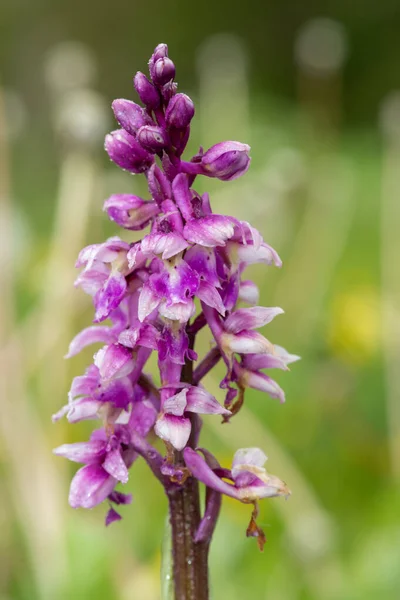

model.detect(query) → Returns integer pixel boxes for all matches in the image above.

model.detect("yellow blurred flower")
[328,286,380,363]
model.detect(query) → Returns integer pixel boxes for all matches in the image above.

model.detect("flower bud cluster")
[54,44,297,541]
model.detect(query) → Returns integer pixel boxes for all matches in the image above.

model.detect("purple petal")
[94,343,134,381]
[237,475,291,500]
[141,232,188,259]
[117,325,140,349]
[126,244,146,270]
[201,192,212,215]
[66,397,101,422]
[171,173,194,221]
[147,163,172,206]
[186,386,230,415]
[53,440,106,464]
[159,299,196,323]
[68,367,99,399]
[94,272,127,323]
[159,199,184,233]
[154,414,191,450]
[108,491,132,505]
[69,464,117,509]
[162,259,199,304]
[197,281,226,316]
[103,194,159,230]
[233,221,263,249]
[158,359,182,387]
[234,471,263,488]
[136,323,160,349]
[51,404,69,423]
[183,448,239,500]
[222,272,240,312]
[232,241,282,267]
[76,237,129,268]
[222,330,274,355]
[76,243,99,268]
[163,388,188,416]
[241,353,288,371]
[105,507,122,526]
[144,261,199,314]
[129,399,157,437]
[224,307,284,334]
[238,280,260,305]
[103,449,129,483]
[184,246,220,288]
[183,215,236,247]
[157,324,190,365]
[232,448,267,476]
[97,377,134,409]
[66,325,117,358]
[240,369,285,403]
[108,304,130,329]
[74,265,108,296]
[274,345,301,365]
[138,283,161,322]
[118,323,159,350]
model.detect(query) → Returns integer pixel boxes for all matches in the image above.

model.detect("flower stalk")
[168,466,209,600]
[52,42,298,600]
[163,336,208,600]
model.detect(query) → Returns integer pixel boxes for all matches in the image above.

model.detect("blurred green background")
[1,1,400,599]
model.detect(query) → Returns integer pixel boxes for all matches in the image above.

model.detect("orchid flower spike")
[53,43,298,586]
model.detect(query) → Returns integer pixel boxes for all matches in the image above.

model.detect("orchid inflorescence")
[53,43,298,547]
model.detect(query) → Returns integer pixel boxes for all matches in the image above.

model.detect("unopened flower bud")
[152,57,175,86]
[161,81,178,104]
[137,125,168,152]
[112,99,153,136]
[134,72,160,109]
[149,43,169,79]
[103,194,159,230]
[202,141,251,181]
[165,93,195,129]
[104,129,154,173]
[153,43,168,61]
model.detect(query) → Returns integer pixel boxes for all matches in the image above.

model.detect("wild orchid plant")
[53,43,298,600]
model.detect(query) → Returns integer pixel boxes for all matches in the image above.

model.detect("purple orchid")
[184,446,290,502]
[53,43,298,600]
[183,446,290,550]
[155,386,230,451]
